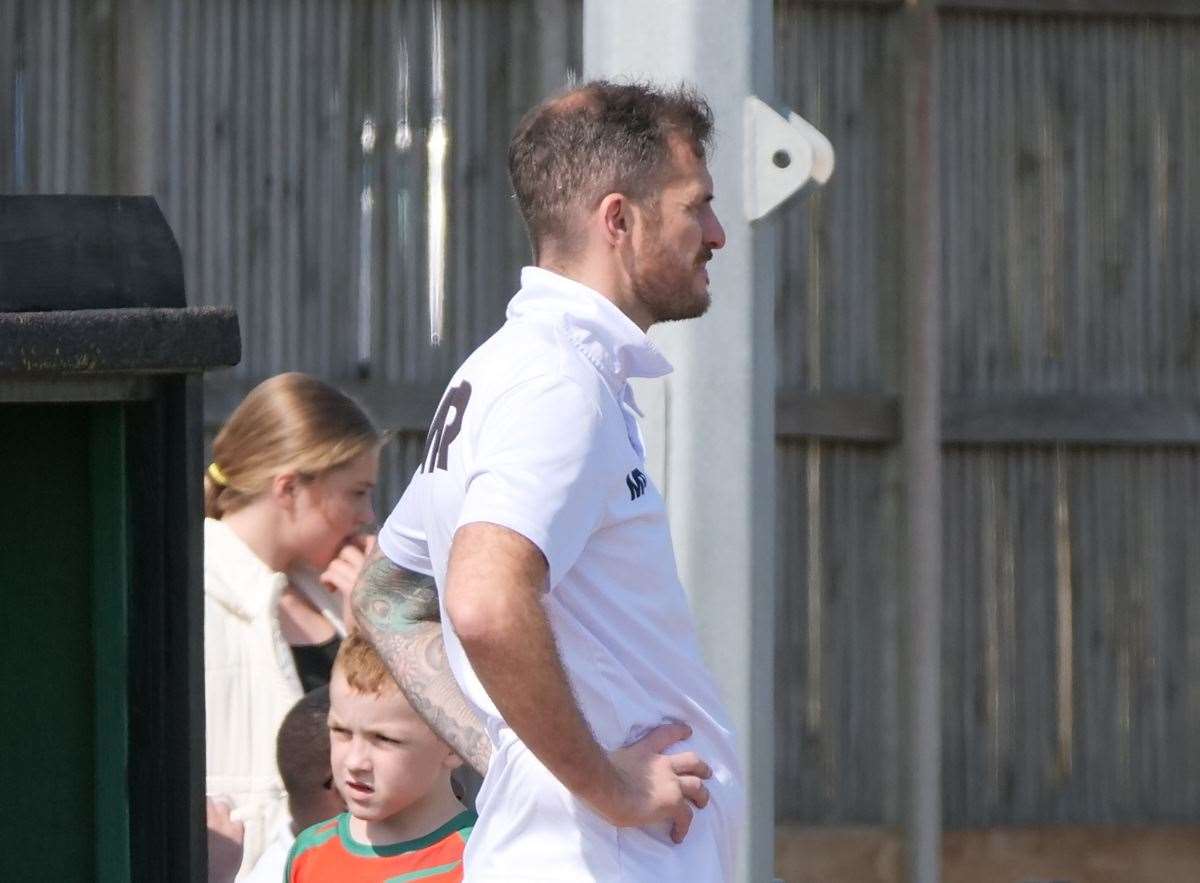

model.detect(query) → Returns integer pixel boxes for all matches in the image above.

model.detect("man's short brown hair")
[507,79,714,259]
[333,631,399,695]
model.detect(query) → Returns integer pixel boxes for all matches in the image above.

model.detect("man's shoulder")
[458,318,607,413]
[465,313,571,373]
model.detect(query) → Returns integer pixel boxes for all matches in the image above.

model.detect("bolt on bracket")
[744,95,835,222]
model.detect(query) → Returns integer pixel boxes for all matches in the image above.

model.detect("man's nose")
[705,209,726,251]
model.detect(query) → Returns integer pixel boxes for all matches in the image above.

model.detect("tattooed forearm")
[351,548,492,775]
[371,625,493,775]
[353,550,440,627]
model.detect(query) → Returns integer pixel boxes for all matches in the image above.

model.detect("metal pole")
[900,2,942,881]
[583,3,776,881]
[113,0,159,195]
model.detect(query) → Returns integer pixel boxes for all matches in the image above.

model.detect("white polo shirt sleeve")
[377,470,434,576]
[457,373,607,589]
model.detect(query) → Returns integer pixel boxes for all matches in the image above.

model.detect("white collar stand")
[508,266,673,398]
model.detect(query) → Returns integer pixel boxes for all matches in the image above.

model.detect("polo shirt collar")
[509,267,673,399]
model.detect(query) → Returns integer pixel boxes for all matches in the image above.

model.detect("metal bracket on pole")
[744,95,835,221]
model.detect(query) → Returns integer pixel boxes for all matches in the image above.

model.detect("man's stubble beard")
[631,234,712,325]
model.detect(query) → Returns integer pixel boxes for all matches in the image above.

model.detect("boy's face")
[328,669,460,823]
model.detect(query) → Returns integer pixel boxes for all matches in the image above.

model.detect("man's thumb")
[638,721,692,754]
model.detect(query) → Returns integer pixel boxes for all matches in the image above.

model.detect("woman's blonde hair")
[204,372,382,519]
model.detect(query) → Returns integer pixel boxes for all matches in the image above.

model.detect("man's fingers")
[669,801,693,844]
[677,775,710,809]
[637,721,692,755]
[668,751,711,780]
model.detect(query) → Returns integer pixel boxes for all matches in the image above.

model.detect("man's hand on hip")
[592,722,713,843]
[447,522,712,844]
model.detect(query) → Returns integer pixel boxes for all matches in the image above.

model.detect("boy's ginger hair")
[334,631,401,695]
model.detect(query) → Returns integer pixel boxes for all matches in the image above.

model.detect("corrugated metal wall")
[0,0,582,505]
[775,0,1200,827]
[5,0,1199,833]
[0,0,114,193]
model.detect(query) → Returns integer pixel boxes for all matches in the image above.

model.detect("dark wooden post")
[898,4,943,882]
[0,196,239,882]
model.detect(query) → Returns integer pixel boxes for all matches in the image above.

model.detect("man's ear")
[600,192,629,245]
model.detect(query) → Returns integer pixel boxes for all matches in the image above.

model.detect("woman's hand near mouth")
[321,534,377,622]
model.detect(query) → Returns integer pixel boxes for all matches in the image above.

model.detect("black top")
[291,636,342,694]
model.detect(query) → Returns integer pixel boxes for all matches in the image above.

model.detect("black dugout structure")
[0,196,239,881]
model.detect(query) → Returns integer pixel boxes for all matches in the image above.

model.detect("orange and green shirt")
[286,810,475,882]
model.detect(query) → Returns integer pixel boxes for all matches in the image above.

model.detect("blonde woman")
[203,372,383,879]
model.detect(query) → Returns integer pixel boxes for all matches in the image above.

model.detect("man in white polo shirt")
[353,80,743,881]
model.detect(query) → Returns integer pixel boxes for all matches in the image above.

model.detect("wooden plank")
[775,391,1200,445]
[800,0,1200,18]
[775,824,1200,883]
[943,395,1200,445]
[800,0,902,8]
[935,0,1200,19]
[203,375,444,435]
[210,382,1200,445]
[776,390,898,442]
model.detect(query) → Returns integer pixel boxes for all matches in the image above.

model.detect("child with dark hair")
[242,687,344,882]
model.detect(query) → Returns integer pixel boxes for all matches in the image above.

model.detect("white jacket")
[203,518,345,879]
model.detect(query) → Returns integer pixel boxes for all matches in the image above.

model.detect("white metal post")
[584,4,779,881]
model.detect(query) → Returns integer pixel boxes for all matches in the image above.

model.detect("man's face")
[629,136,726,324]
[328,670,459,824]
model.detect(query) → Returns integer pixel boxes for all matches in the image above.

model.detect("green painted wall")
[0,404,129,880]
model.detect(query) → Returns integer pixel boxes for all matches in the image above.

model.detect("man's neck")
[536,258,651,332]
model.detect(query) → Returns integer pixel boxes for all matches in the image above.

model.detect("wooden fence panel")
[776,440,900,822]
[776,0,1200,828]
[939,11,1200,397]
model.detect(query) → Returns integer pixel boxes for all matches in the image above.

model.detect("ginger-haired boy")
[285,632,475,882]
